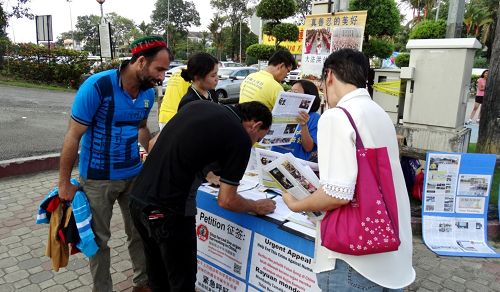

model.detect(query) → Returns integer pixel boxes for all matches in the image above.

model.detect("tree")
[256,0,298,49]
[350,0,400,59]
[55,31,77,47]
[151,0,200,54]
[272,23,299,48]
[208,15,226,60]
[107,13,136,47]
[246,44,276,60]
[1,0,32,69]
[476,6,500,154]
[409,19,446,39]
[138,21,154,37]
[210,0,253,61]
[295,0,312,24]
[74,15,101,55]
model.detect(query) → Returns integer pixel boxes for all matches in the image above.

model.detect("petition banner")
[196,258,246,292]
[196,210,252,278]
[249,233,320,292]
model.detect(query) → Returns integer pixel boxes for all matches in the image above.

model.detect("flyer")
[196,210,252,278]
[421,152,499,258]
[248,233,320,292]
[423,153,461,213]
[423,216,495,254]
[259,92,315,147]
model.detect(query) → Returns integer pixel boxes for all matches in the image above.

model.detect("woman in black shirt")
[178,52,219,109]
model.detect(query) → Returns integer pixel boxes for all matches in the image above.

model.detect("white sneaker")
[465,119,472,125]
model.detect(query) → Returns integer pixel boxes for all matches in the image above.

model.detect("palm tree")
[208,15,226,60]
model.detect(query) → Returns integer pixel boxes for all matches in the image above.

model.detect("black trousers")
[130,200,197,292]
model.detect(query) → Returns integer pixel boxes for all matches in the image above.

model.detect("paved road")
[0,84,160,161]
[0,170,499,292]
[0,84,479,162]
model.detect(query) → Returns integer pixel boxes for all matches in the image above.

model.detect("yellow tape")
[373,80,403,97]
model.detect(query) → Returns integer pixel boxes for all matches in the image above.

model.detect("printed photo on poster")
[457,174,491,197]
[455,197,485,214]
[304,28,331,54]
[331,27,363,51]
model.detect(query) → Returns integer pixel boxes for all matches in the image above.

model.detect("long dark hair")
[481,70,489,78]
[295,80,321,113]
[181,52,218,82]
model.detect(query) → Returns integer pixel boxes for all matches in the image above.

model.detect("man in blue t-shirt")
[58,36,172,292]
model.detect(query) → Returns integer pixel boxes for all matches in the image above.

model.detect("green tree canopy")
[409,19,446,39]
[256,0,297,22]
[74,14,101,55]
[151,0,200,35]
[350,0,400,59]
[272,23,299,47]
[210,0,253,62]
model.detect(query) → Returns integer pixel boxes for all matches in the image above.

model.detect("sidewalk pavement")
[0,170,499,292]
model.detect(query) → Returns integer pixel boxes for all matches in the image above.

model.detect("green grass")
[468,143,499,206]
[0,76,76,92]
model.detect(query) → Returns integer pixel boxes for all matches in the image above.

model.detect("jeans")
[81,177,148,292]
[316,259,404,292]
[130,200,197,292]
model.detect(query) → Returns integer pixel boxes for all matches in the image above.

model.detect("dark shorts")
[475,95,483,104]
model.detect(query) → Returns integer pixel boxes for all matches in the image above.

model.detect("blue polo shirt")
[71,66,155,180]
[271,112,320,161]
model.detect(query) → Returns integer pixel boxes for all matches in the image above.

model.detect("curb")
[0,153,60,179]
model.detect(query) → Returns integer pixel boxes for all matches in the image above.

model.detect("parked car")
[219,61,242,68]
[285,69,302,83]
[162,65,186,94]
[215,67,258,102]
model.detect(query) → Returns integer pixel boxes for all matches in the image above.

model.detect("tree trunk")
[476,6,500,154]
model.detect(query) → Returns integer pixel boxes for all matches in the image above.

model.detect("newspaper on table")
[255,148,318,189]
[259,91,316,146]
[263,152,322,218]
[422,152,499,257]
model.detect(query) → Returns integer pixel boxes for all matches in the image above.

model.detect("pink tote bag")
[320,107,401,255]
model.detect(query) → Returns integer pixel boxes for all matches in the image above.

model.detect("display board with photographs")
[422,152,499,257]
[301,11,367,80]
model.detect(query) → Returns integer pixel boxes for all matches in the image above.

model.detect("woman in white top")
[283,49,415,291]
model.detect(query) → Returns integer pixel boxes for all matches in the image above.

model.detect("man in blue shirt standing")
[58,36,172,292]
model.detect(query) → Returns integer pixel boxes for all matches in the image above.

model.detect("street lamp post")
[67,0,75,49]
[167,0,170,46]
[96,0,106,23]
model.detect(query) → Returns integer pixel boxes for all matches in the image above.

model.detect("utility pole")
[67,0,75,49]
[167,0,170,46]
[446,0,465,38]
[239,19,242,63]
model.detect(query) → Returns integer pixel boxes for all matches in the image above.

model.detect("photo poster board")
[421,152,499,258]
[195,190,320,292]
[301,11,367,80]
[259,92,315,147]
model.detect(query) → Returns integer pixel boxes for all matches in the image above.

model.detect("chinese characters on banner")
[196,210,252,279]
[263,26,304,55]
[301,11,367,79]
[196,259,246,292]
